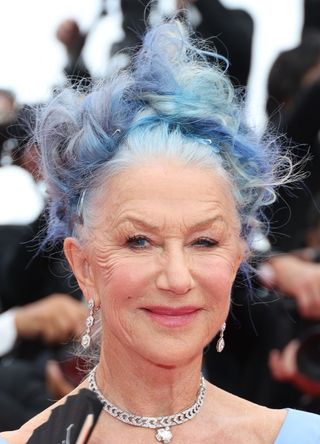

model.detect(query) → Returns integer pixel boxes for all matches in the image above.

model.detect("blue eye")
[192,237,217,248]
[126,236,150,249]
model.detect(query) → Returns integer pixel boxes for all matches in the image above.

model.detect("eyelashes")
[125,235,218,250]
[126,235,151,249]
[191,237,218,248]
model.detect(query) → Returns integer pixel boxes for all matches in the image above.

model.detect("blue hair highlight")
[34,21,292,256]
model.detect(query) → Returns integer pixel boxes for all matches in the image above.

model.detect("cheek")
[196,257,237,306]
[94,257,155,306]
[196,263,235,342]
[197,249,238,283]
[92,260,149,340]
[204,271,234,303]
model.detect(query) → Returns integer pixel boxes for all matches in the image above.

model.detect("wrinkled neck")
[96,339,203,418]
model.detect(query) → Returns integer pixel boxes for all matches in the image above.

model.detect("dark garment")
[110,0,156,56]
[304,0,320,34]
[0,214,80,312]
[64,56,92,89]
[0,360,52,431]
[194,0,253,86]
[267,80,320,252]
[27,389,102,444]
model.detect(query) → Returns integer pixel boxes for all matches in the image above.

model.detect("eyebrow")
[116,215,225,233]
[187,216,225,232]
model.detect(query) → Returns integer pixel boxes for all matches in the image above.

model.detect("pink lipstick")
[142,306,201,328]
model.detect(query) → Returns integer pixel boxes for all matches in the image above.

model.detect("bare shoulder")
[0,429,31,444]
[204,383,287,443]
[0,381,87,443]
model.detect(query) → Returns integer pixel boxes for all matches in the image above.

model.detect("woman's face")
[69,158,244,367]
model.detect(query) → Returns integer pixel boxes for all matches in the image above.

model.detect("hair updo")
[34,21,292,256]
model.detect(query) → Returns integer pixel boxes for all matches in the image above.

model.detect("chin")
[137,337,206,369]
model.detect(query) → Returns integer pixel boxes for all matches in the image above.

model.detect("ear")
[64,237,97,304]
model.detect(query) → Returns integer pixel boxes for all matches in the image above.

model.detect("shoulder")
[0,430,30,444]
[274,408,320,444]
[206,384,320,443]
[205,384,287,443]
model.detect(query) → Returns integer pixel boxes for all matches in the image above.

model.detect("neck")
[95,338,203,417]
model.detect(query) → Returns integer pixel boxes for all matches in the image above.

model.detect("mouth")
[141,306,202,328]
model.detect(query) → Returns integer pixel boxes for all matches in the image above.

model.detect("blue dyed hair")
[34,22,292,254]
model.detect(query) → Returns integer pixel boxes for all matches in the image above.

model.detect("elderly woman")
[2,22,320,444]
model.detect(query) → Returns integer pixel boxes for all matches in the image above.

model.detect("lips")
[141,306,201,328]
[144,306,200,315]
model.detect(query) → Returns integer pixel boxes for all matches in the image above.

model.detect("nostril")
[155,247,195,294]
[156,263,195,295]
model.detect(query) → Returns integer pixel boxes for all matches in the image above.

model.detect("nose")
[156,245,195,295]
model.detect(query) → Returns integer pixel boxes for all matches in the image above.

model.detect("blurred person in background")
[258,196,320,413]
[56,0,157,84]
[0,105,88,431]
[178,0,253,86]
[0,101,44,225]
[109,0,156,57]
[257,23,320,414]
[56,19,91,87]
[56,0,253,88]
[263,30,320,319]
[266,30,320,252]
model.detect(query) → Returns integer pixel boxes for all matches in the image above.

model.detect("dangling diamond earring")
[216,322,226,353]
[81,298,95,349]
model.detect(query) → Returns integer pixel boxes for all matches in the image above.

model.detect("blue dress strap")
[275,408,320,444]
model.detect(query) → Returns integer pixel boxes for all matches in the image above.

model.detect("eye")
[191,237,217,248]
[126,235,151,249]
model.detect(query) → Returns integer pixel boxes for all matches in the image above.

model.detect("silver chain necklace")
[88,366,206,443]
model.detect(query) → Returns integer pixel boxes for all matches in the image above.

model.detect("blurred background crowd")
[1,0,320,432]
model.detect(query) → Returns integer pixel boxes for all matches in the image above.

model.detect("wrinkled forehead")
[87,158,240,234]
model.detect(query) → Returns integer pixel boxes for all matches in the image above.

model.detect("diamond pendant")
[216,336,225,353]
[155,427,173,443]
[81,333,91,349]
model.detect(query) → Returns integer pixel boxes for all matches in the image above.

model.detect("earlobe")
[64,237,95,301]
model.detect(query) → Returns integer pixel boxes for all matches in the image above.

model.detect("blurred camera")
[297,326,320,382]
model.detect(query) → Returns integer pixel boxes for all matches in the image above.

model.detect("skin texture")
[67,159,243,371]
[1,158,287,443]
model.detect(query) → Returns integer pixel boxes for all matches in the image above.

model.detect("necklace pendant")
[155,427,173,443]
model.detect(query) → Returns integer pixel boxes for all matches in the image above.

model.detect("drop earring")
[81,298,95,349]
[216,322,226,353]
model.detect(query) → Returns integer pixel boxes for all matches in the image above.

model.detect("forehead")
[91,159,239,231]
